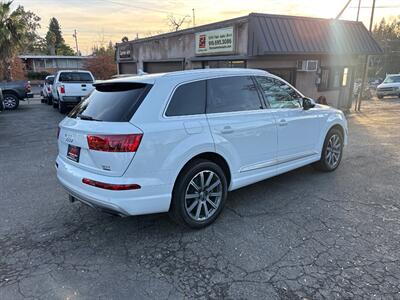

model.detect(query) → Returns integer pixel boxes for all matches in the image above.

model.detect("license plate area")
[67,144,81,162]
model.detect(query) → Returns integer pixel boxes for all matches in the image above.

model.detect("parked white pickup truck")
[52,70,95,113]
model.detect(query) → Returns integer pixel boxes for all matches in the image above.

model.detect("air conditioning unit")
[297,60,318,72]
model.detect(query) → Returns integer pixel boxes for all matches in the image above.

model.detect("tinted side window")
[166,80,206,116]
[207,76,262,113]
[255,76,302,109]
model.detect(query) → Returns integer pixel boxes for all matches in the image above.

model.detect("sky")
[11,0,400,55]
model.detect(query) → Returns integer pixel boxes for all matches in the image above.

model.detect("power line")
[349,5,400,8]
[91,0,189,17]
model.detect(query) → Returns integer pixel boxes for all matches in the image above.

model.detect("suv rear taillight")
[60,85,65,94]
[87,134,142,152]
[47,86,51,92]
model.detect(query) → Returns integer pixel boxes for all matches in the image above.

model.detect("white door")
[255,76,321,163]
[206,76,278,174]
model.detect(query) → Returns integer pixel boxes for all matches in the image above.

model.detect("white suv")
[56,69,348,228]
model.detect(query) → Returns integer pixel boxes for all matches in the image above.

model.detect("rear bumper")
[60,96,83,103]
[56,156,172,216]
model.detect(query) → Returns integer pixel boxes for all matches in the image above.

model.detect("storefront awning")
[248,13,383,56]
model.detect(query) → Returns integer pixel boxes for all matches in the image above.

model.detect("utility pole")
[356,0,361,21]
[356,0,376,111]
[72,30,79,55]
[192,8,196,27]
[336,0,352,20]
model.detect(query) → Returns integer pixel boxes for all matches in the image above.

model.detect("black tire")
[314,128,344,172]
[53,99,58,108]
[3,93,19,110]
[46,96,53,105]
[169,159,228,228]
[58,101,67,114]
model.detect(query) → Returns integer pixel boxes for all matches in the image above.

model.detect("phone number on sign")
[209,38,232,46]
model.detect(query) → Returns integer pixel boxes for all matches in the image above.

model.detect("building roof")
[117,12,382,57]
[248,13,383,56]
[19,55,87,60]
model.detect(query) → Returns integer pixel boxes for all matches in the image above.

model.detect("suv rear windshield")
[59,72,93,83]
[68,82,152,122]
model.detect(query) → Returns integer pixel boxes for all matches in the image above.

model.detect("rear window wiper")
[77,114,102,121]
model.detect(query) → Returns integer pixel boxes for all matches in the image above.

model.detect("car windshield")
[383,75,400,84]
[46,77,54,84]
[59,72,93,83]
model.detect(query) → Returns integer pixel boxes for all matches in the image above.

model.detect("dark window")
[265,69,296,86]
[46,76,54,84]
[202,60,246,69]
[68,82,151,122]
[59,72,94,83]
[319,67,349,91]
[166,80,206,116]
[206,76,262,113]
[255,76,302,109]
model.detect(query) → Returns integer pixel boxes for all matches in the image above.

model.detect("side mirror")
[303,97,315,110]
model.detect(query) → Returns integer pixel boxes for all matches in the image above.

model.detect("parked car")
[56,69,348,228]
[52,70,95,113]
[0,88,4,112]
[41,75,55,105]
[0,80,33,110]
[377,74,400,99]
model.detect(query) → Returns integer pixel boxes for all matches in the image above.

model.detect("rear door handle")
[221,126,234,134]
[278,119,288,126]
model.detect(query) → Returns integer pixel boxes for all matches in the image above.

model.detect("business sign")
[119,44,132,60]
[195,27,234,55]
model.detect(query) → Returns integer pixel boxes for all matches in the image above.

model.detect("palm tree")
[0,1,27,80]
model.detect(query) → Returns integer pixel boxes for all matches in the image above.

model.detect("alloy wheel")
[325,134,342,168]
[184,170,223,221]
[3,96,16,109]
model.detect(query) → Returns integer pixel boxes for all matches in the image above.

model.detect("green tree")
[0,1,29,80]
[14,5,44,54]
[91,41,114,56]
[45,17,75,55]
[372,16,400,77]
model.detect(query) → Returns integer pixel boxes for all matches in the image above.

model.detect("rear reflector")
[87,134,142,152]
[82,178,141,190]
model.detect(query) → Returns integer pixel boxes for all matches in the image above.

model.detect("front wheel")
[314,128,344,172]
[169,159,228,228]
[3,94,19,110]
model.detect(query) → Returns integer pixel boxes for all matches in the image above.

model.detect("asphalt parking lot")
[1,97,400,299]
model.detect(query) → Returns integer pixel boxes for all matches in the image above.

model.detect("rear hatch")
[59,72,95,98]
[58,82,152,177]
